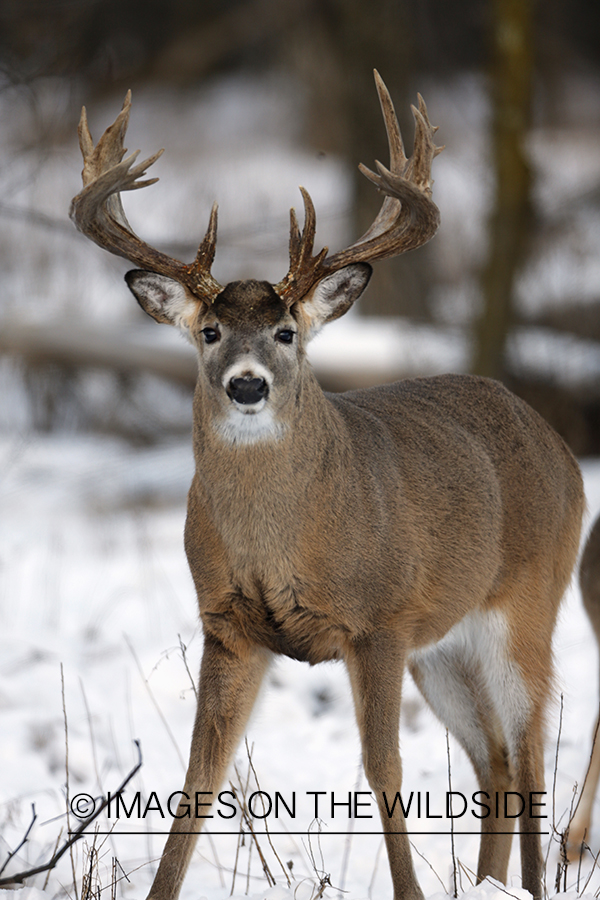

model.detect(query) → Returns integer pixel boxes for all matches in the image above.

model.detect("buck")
[569,514,600,859]
[70,73,584,900]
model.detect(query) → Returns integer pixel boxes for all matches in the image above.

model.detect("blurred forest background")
[1,0,600,452]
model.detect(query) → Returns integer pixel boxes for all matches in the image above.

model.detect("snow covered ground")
[1,67,600,900]
[1,432,600,900]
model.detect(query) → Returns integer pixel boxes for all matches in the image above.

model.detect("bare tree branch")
[0,740,142,888]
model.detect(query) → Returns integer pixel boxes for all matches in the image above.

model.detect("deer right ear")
[125,270,200,333]
[299,263,372,338]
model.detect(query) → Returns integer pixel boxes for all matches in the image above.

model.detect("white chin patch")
[214,405,287,446]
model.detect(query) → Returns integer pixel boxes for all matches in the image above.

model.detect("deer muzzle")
[226,375,269,406]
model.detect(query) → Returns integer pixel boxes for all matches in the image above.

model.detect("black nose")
[227,375,269,405]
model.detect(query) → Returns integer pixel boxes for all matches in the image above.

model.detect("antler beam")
[275,70,443,306]
[69,91,223,303]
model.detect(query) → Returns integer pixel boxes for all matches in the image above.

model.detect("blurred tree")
[283,0,432,319]
[0,0,598,331]
[471,0,534,379]
[2,0,600,447]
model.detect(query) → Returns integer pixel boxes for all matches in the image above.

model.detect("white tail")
[568,514,600,859]
[70,72,584,900]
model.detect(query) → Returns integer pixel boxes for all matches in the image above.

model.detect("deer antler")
[274,70,443,307]
[70,73,441,309]
[69,91,224,303]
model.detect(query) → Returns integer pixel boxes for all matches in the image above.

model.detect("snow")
[1,67,600,900]
[1,432,600,900]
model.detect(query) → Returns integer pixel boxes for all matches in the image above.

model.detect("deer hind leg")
[409,618,516,888]
[147,633,271,900]
[492,621,551,900]
[568,708,600,859]
[570,517,600,859]
[409,608,548,899]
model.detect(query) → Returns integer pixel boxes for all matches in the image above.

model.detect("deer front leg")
[346,633,424,900]
[147,632,271,900]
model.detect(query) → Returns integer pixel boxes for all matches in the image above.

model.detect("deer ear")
[300,264,372,338]
[125,270,200,333]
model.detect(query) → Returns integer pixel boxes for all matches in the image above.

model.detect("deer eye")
[275,329,295,345]
[202,327,220,344]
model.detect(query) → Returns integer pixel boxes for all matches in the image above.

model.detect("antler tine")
[79,91,132,185]
[77,105,95,162]
[274,186,329,305]
[70,93,224,303]
[274,71,442,306]
[188,202,223,298]
[374,69,408,175]
[403,94,445,192]
[288,205,302,268]
[339,70,409,249]
[323,73,442,269]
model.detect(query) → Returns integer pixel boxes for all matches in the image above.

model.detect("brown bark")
[471,0,535,377]
[287,0,434,318]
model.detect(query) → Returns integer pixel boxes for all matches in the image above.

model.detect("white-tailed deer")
[568,513,600,859]
[70,73,584,900]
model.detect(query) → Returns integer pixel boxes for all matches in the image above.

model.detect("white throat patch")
[214,406,288,446]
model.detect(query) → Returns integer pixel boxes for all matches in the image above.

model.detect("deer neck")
[189,369,343,569]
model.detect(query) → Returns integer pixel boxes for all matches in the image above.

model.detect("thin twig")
[552,696,572,895]
[571,707,600,826]
[457,857,475,888]
[408,840,447,894]
[479,876,528,900]
[552,694,564,836]
[125,634,185,770]
[43,828,64,891]
[338,761,362,897]
[367,838,385,899]
[81,835,100,900]
[0,804,37,877]
[302,820,337,899]
[230,778,276,887]
[581,843,600,896]
[178,634,198,701]
[62,663,79,900]
[230,752,253,896]
[80,679,121,866]
[0,741,143,887]
[203,830,225,889]
[229,818,244,897]
[244,737,291,886]
[446,728,458,898]
[80,679,103,797]
[576,828,587,893]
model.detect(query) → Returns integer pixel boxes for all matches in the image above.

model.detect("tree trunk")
[288,0,433,319]
[471,0,535,378]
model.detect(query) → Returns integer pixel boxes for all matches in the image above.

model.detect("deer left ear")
[125,270,200,334]
[300,263,372,337]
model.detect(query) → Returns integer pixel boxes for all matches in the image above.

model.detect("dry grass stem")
[62,663,80,900]
[408,839,446,893]
[446,729,458,898]
[125,634,185,770]
[244,737,292,887]
[0,741,142,888]
[178,634,198,701]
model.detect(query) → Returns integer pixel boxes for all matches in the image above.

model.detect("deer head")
[70,72,442,444]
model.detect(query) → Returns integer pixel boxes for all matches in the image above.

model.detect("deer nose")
[227,375,269,405]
